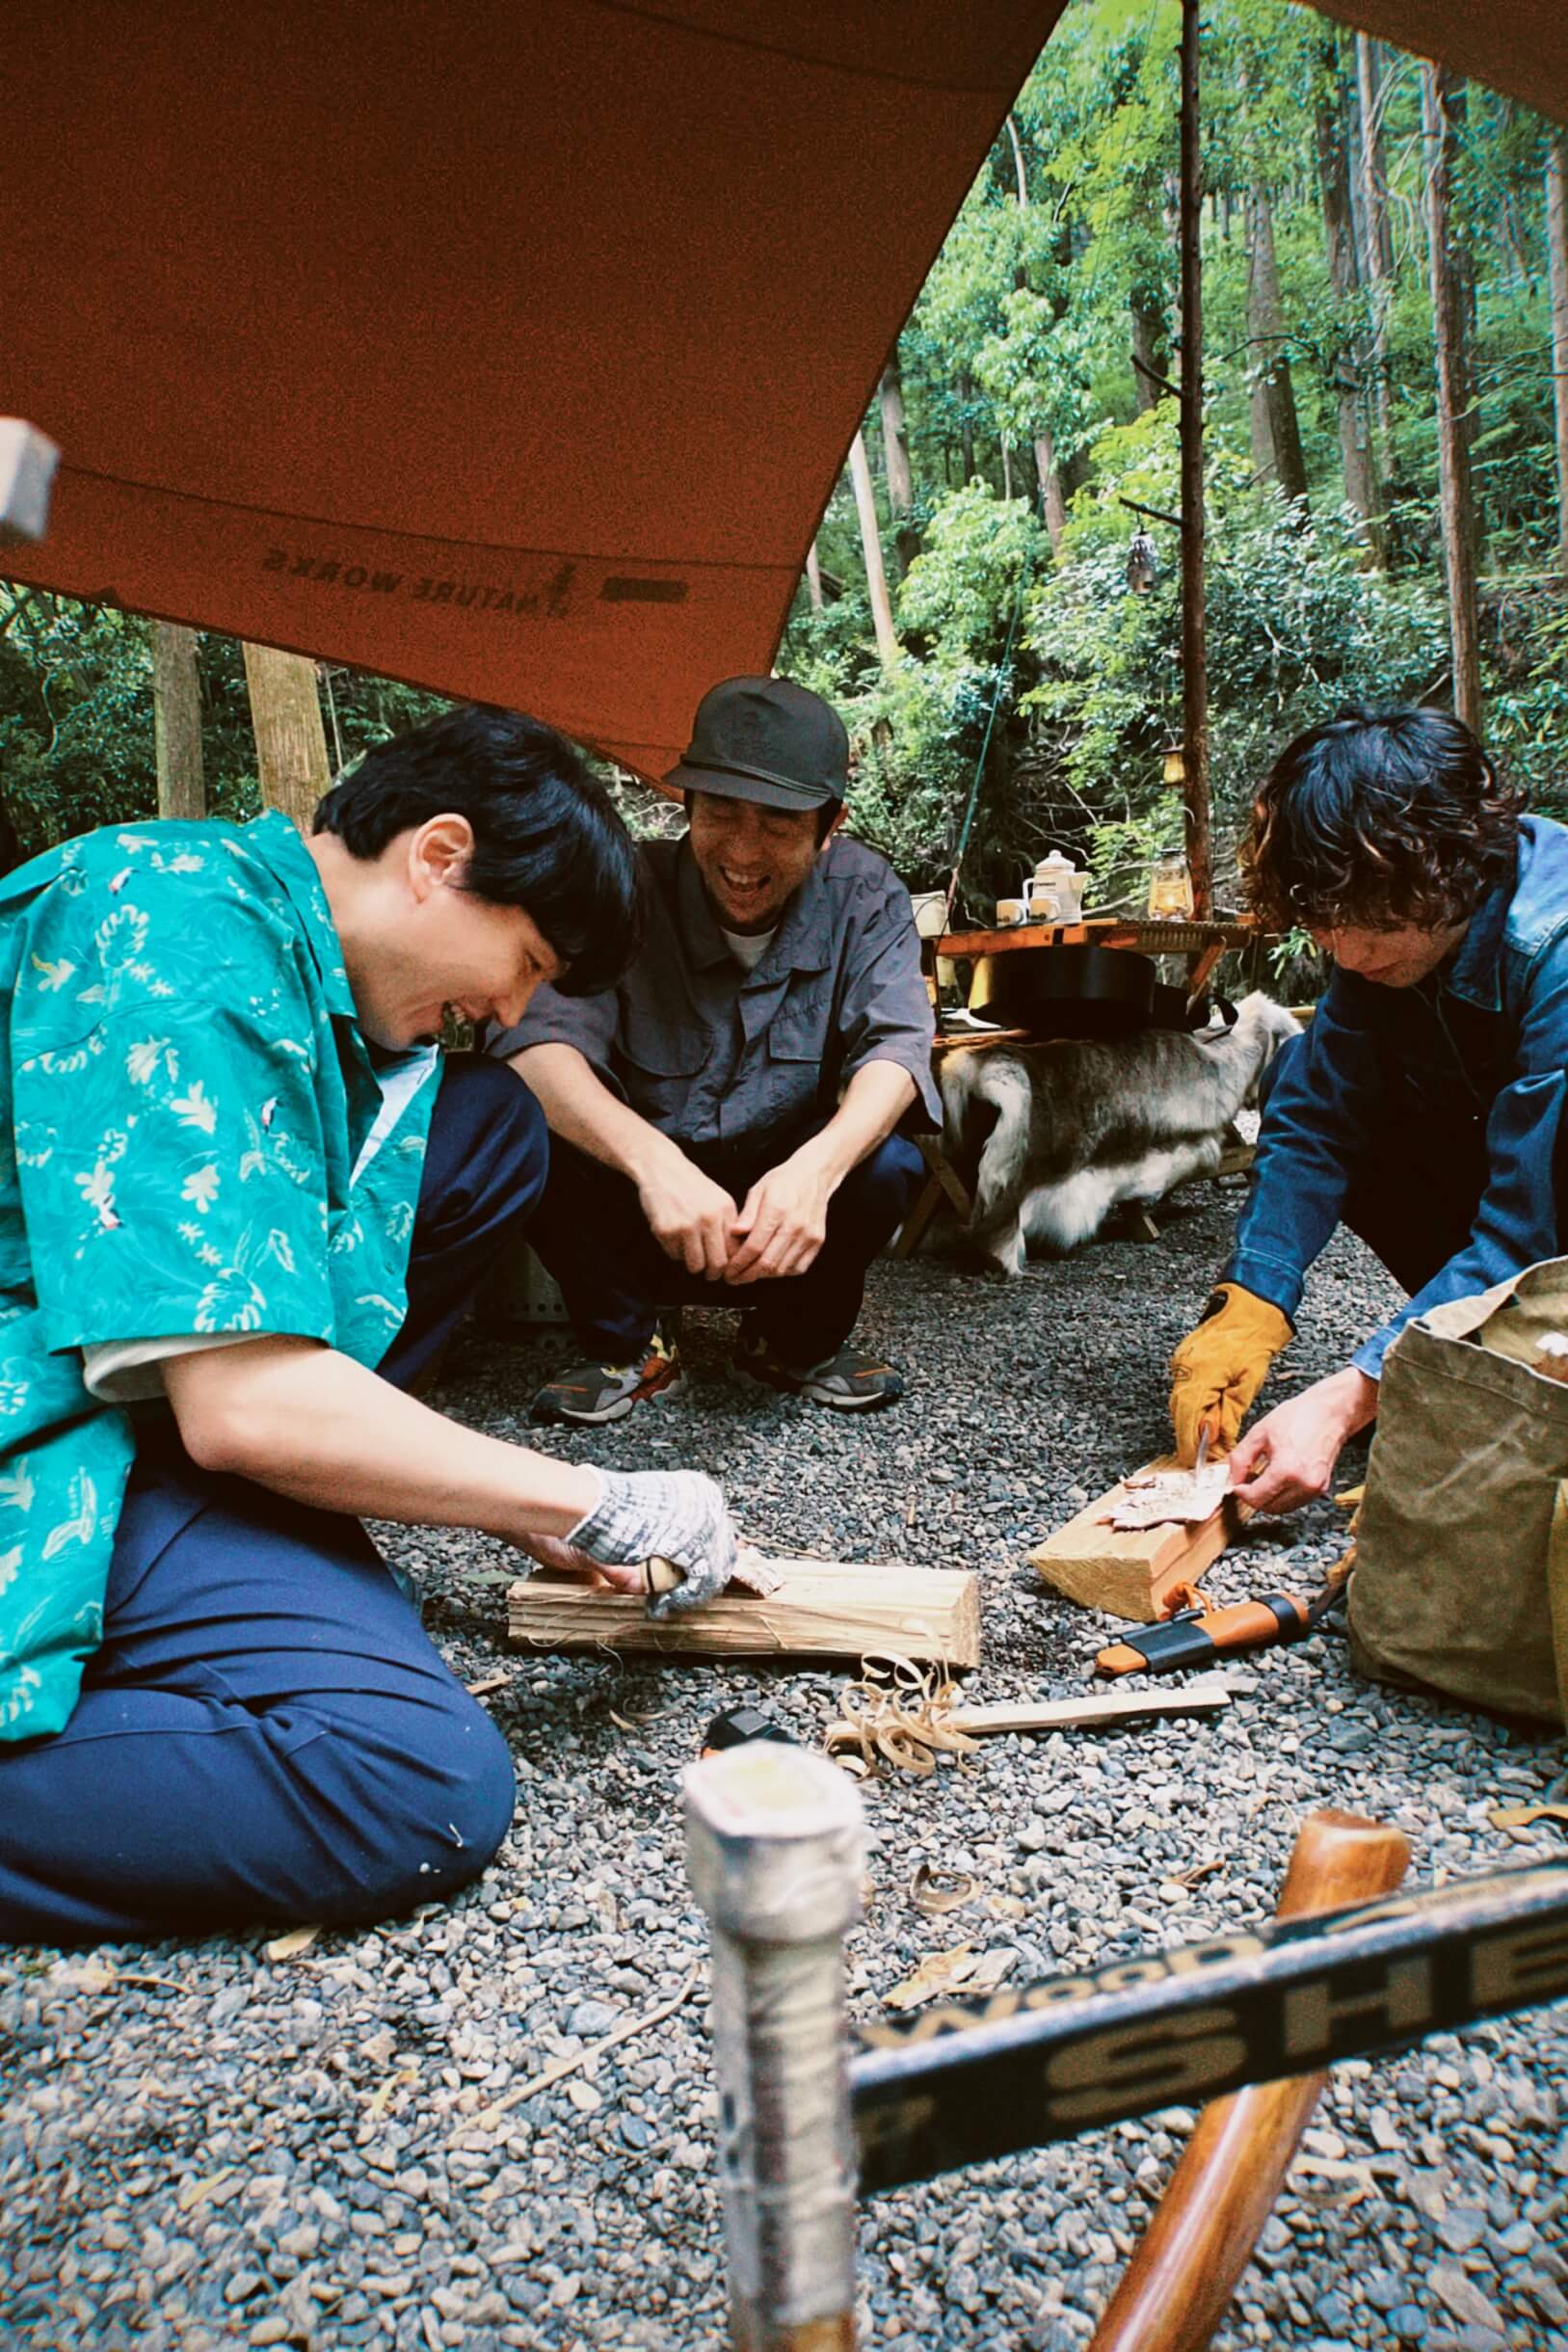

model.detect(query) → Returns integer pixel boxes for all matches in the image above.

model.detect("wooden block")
[507,1562,981,1668]
[1028,1457,1246,1623]
[943,1675,1231,1738]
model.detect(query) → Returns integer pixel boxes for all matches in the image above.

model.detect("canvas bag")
[1349,1256,1568,1726]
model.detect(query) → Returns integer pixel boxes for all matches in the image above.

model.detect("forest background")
[3,0,1567,928]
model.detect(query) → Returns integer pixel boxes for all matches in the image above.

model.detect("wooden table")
[936,913,1260,1004]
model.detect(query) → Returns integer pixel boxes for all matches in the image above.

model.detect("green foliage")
[4,0,1565,908]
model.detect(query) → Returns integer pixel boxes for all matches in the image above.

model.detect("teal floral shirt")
[0,811,439,1741]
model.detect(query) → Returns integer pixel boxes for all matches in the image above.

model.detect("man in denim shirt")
[493,677,937,1419]
[1169,706,1563,1514]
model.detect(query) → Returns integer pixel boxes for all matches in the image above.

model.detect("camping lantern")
[1126,528,1158,593]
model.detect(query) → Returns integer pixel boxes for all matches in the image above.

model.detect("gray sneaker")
[731,1332,903,1411]
[531,1328,684,1425]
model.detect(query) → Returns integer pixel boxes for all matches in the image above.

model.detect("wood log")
[1028,1457,1246,1622]
[508,1562,980,1669]
[1089,1809,1411,2352]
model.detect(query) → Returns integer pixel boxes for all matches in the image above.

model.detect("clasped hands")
[638,1141,833,1287]
[1169,1281,1377,1515]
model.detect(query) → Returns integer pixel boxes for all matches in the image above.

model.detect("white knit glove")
[568,1468,739,1618]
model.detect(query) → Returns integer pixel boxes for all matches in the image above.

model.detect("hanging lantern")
[1126,527,1158,593]
[1162,743,1186,788]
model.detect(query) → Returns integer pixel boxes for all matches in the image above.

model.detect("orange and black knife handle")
[1096,1593,1311,1677]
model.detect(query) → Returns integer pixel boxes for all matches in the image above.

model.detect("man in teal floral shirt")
[0,705,739,1944]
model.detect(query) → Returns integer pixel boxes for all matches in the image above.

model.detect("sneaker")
[731,1331,903,1411]
[531,1327,684,1426]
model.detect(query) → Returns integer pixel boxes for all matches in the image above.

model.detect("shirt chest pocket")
[617,1007,709,1131]
[766,993,833,1068]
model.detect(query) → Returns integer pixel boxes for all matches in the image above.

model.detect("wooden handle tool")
[1087,1808,1410,2352]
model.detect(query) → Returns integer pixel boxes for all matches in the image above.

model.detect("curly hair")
[1239,706,1524,935]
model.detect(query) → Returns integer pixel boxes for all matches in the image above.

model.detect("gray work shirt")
[491,834,939,1158]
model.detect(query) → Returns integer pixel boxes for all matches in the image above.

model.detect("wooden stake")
[509,1562,980,1669]
[943,1677,1230,1738]
[1028,1459,1245,1622]
[1089,1810,1410,2352]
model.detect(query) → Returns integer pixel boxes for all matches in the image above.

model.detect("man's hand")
[1227,1366,1378,1515]
[725,1151,835,1286]
[636,1145,740,1279]
[564,1466,739,1617]
[513,1531,647,1591]
[1168,1283,1294,1462]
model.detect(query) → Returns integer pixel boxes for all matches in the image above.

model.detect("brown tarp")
[4,2,1563,784]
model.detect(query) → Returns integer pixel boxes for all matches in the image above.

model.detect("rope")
[942,570,1028,928]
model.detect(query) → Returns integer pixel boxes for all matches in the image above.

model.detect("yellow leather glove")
[1168,1283,1293,1463]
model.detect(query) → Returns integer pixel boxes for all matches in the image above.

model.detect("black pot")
[970,944,1156,1038]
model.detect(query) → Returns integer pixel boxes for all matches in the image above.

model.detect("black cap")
[665,676,847,812]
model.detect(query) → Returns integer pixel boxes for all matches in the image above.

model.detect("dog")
[934,992,1301,1275]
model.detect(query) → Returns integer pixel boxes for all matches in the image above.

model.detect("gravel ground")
[4,1174,1567,2352]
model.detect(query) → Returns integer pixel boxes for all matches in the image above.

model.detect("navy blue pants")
[528,1129,925,1365]
[0,1056,548,1946]
[1257,1030,1492,1296]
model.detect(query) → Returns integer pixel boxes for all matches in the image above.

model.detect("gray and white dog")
[934,991,1301,1276]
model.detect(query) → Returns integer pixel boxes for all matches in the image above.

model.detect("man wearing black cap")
[491,677,938,1420]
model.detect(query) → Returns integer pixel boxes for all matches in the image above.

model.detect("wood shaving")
[1110,1463,1231,1529]
[884,1942,1017,2012]
[909,1862,978,1916]
[824,1655,978,1779]
[264,1924,322,1962]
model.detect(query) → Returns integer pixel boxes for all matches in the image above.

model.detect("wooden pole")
[242,641,332,833]
[1179,0,1210,916]
[151,621,205,820]
[1422,65,1482,730]
[1088,1810,1411,2352]
[686,1745,864,2352]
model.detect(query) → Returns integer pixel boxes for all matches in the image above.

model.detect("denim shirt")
[491,833,939,1161]
[1226,815,1568,1378]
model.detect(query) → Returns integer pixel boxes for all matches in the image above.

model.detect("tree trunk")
[805,540,825,613]
[878,353,919,576]
[243,641,332,832]
[151,621,205,820]
[1179,0,1210,919]
[1316,36,1381,557]
[1130,286,1170,411]
[848,430,899,673]
[1548,128,1568,578]
[1422,65,1482,728]
[1354,33,1395,466]
[1246,190,1309,504]
[956,372,976,480]
[1034,431,1068,551]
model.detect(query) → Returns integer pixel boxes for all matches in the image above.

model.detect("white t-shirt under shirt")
[80,1043,439,1403]
[720,924,778,975]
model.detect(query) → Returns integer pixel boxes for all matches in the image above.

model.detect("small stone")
[1389,2305,1427,2340]
[248,2322,290,2349]
[1437,2206,1487,2255]
[1430,2266,1504,2332]
[1017,1819,1047,1854]
[224,2271,267,2306]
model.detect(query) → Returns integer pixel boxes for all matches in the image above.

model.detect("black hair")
[1241,705,1524,934]
[314,704,639,996]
